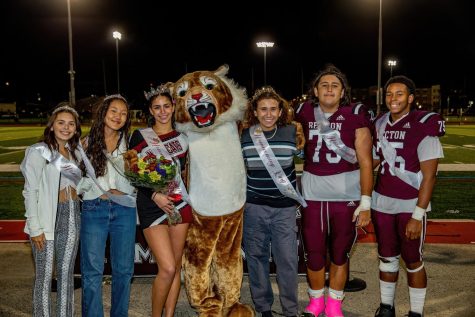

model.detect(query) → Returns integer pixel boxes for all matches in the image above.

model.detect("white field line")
[442,143,475,151]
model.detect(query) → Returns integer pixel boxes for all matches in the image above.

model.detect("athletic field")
[0,125,474,220]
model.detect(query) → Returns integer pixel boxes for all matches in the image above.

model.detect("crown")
[144,83,171,101]
[251,86,278,103]
[52,105,79,117]
[104,94,127,103]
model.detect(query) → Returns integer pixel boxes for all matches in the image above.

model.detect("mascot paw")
[226,302,255,317]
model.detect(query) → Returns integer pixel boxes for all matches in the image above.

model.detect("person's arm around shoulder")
[128,128,142,150]
[76,137,93,195]
[292,121,305,151]
[21,146,47,249]
[353,126,373,228]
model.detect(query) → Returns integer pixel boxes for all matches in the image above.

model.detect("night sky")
[1,0,474,108]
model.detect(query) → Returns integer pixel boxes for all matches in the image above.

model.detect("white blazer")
[21,142,80,240]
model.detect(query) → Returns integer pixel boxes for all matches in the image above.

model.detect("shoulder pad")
[351,102,375,121]
[295,102,305,114]
[415,111,445,137]
[351,102,365,115]
[417,111,438,123]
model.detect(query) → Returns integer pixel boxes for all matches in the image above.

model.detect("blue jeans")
[80,198,136,317]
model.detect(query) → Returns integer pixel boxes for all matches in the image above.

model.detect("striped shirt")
[241,124,300,207]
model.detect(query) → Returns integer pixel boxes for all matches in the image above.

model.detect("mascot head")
[172,64,247,133]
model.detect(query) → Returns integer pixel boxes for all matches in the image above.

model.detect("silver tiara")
[52,105,79,117]
[144,83,170,101]
[104,94,127,103]
[251,86,278,103]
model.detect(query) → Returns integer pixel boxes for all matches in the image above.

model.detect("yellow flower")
[137,159,147,170]
[149,171,161,182]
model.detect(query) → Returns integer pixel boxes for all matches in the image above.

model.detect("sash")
[376,112,420,189]
[313,106,357,164]
[78,144,137,208]
[139,128,190,204]
[249,125,307,207]
[34,143,81,185]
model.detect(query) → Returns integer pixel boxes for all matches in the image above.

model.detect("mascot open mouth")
[188,103,216,128]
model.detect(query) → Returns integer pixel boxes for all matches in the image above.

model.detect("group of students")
[21,64,444,317]
[240,65,445,317]
[22,90,189,317]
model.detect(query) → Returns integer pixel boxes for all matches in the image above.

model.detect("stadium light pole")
[113,31,122,93]
[376,0,383,115]
[256,41,274,86]
[388,59,397,77]
[67,0,76,107]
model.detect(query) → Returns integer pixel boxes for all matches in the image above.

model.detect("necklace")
[262,126,278,140]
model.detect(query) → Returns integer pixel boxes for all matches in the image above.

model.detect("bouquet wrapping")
[123,149,183,225]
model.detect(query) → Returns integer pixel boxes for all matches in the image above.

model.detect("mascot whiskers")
[172,65,254,317]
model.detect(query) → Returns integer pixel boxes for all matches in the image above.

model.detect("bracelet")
[412,206,426,221]
[151,192,158,200]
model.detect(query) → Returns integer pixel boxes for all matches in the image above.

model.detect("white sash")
[249,125,307,207]
[35,143,82,187]
[139,128,190,204]
[35,143,83,230]
[78,144,137,208]
[376,112,420,189]
[34,143,81,182]
[313,106,357,164]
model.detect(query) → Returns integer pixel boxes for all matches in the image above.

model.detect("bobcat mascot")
[172,65,254,317]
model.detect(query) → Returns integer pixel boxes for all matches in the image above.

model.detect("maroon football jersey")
[295,102,372,176]
[373,110,445,200]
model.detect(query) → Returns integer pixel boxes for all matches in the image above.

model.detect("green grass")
[431,172,475,219]
[444,125,475,136]
[0,126,92,164]
[1,171,473,220]
[0,173,25,220]
[0,125,474,220]
[0,125,474,164]
[439,126,475,164]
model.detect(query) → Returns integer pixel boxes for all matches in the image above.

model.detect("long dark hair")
[42,105,81,162]
[84,95,131,177]
[147,92,175,128]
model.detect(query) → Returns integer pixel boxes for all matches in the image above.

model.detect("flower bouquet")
[123,149,183,225]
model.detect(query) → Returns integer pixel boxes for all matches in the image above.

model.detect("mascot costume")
[172,65,254,317]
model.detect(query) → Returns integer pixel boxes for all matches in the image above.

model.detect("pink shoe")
[302,296,325,317]
[324,296,344,317]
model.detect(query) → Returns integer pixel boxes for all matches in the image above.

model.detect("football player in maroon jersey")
[372,76,445,317]
[296,65,373,317]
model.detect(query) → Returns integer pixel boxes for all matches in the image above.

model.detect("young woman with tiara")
[77,94,137,317]
[128,84,192,317]
[21,105,82,316]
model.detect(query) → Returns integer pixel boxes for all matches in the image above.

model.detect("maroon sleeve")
[416,111,446,137]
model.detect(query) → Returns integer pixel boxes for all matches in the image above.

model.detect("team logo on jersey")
[336,115,345,121]
[347,201,356,207]
[403,122,411,129]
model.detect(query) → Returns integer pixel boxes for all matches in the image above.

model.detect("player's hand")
[355,209,371,228]
[405,218,423,240]
[352,195,371,227]
[31,233,46,251]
